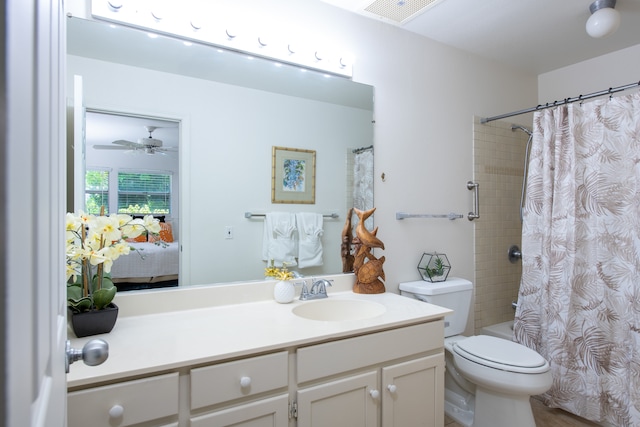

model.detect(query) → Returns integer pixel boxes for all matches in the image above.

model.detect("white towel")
[262,212,298,267]
[296,213,324,268]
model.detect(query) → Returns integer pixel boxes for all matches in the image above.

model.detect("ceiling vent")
[322,0,446,25]
[364,0,443,24]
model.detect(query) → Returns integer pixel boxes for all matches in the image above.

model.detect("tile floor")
[444,398,601,427]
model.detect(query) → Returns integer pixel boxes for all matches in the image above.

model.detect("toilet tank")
[399,277,473,337]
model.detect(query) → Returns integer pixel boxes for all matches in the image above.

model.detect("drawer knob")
[387,384,397,393]
[108,404,124,418]
[240,376,252,388]
[369,389,380,399]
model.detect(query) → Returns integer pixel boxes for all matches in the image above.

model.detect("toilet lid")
[453,335,549,374]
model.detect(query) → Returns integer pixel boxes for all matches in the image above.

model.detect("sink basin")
[292,299,386,321]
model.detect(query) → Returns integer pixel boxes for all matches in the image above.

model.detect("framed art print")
[272,146,316,204]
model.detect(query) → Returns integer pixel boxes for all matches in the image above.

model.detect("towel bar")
[396,212,464,220]
[244,212,339,219]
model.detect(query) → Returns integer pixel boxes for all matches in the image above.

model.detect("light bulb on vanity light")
[586,0,621,38]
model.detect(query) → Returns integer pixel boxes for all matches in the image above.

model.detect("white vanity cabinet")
[295,322,445,427]
[66,296,449,427]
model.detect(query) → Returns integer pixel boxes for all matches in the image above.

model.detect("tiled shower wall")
[473,117,529,334]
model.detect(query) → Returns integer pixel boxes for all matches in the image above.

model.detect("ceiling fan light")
[586,1,621,38]
[138,137,162,147]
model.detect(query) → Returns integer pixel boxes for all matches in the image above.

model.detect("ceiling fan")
[93,126,178,155]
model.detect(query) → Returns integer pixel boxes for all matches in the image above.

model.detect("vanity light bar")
[91,0,354,78]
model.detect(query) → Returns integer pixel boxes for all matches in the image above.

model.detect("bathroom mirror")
[67,16,374,288]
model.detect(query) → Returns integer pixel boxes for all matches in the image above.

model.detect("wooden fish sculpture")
[352,207,385,294]
[341,208,354,273]
[354,208,385,250]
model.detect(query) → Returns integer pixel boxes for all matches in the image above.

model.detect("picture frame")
[272,146,316,204]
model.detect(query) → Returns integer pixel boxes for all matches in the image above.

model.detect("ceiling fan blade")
[93,144,131,150]
[112,139,142,147]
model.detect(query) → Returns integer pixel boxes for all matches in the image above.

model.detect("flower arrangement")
[66,210,161,313]
[264,260,295,281]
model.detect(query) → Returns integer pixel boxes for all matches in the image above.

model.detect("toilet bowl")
[399,278,552,427]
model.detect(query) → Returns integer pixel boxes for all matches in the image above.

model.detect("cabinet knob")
[240,376,252,388]
[108,404,124,418]
[387,384,397,393]
[369,389,380,399]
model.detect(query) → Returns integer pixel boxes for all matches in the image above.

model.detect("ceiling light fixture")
[586,0,621,38]
[92,0,354,77]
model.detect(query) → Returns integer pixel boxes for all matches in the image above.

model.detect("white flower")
[66,211,162,307]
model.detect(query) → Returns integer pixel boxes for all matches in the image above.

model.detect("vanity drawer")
[67,372,179,427]
[297,321,443,383]
[191,351,289,409]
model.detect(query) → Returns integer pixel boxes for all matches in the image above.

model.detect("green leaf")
[92,287,116,310]
[67,297,93,313]
[67,282,84,301]
[101,275,115,290]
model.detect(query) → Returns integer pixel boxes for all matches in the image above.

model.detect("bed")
[110,218,179,289]
[110,241,180,286]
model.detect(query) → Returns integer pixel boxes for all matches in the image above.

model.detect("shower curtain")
[514,91,640,426]
[353,149,374,229]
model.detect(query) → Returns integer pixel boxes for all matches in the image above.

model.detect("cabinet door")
[297,370,379,427]
[190,394,289,427]
[381,354,445,427]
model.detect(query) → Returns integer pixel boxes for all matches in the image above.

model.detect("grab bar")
[467,181,480,221]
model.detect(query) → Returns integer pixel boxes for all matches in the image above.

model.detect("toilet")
[399,278,551,427]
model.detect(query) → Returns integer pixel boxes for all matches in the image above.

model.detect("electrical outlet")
[225,226,233,239]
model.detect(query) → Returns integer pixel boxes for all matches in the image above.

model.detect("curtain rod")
[481,80,640,124]
[352,145,373,154]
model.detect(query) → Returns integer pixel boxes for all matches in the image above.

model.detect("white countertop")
[67,281,451,389]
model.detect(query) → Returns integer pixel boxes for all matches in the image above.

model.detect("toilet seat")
[453,335,549,374]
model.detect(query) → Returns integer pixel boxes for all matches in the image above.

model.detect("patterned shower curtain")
[353,149,374,229]
[514,91,640,426]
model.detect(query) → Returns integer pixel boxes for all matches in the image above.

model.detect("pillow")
[126,233,148,243]
[133,215,166,223]
[149,222,174,243]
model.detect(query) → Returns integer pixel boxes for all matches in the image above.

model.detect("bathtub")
[480,320,514,340]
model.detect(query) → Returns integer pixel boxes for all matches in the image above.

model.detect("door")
[296,371,379,427]
[73,75,86,212]
[190,394,290,427]
[381,354,445,427]
[4,1,67,426]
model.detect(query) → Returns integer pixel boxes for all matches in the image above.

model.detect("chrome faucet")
[298,278,333,301]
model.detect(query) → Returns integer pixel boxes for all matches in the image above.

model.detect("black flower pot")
[69,303,119,338]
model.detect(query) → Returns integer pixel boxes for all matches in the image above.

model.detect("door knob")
[66,339,109,373]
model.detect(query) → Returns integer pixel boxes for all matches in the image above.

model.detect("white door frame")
[4,1,68,426]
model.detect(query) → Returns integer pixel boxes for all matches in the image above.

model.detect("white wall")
[538,44,640,103]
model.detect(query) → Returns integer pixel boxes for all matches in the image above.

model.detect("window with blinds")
[117,172,171,214]
[85,169,109,215]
